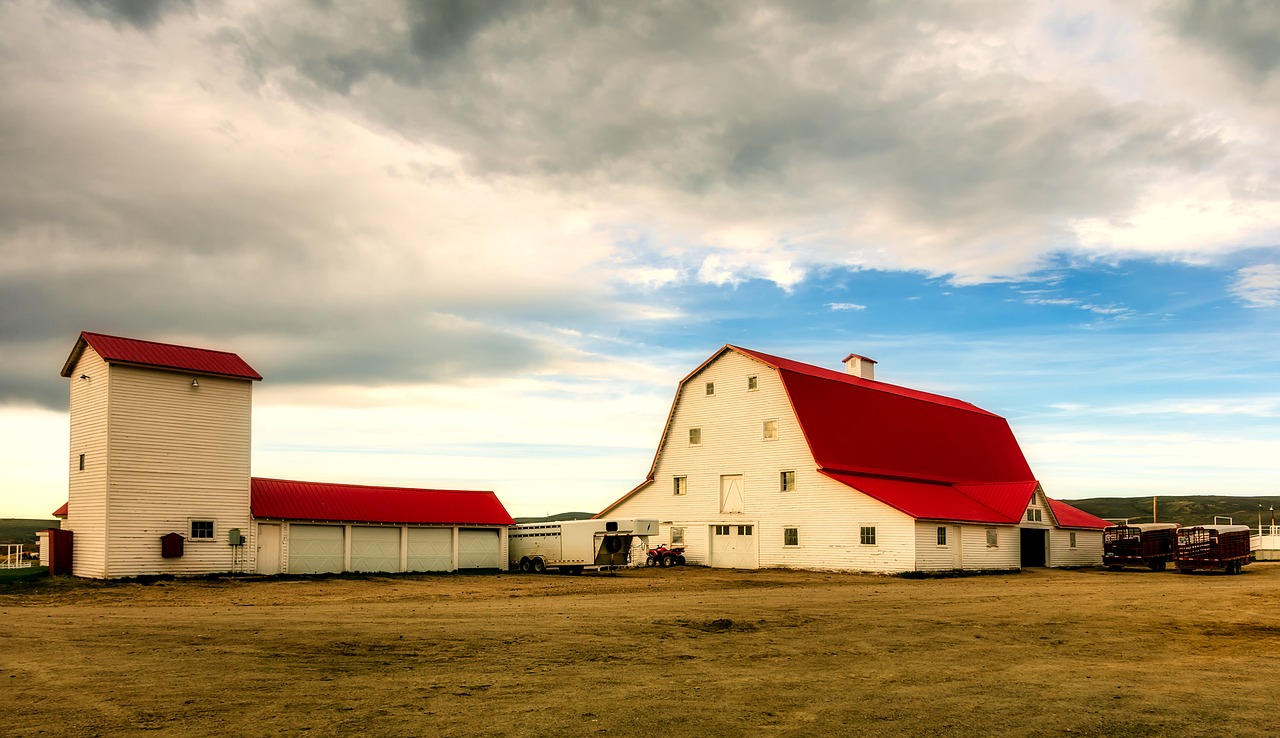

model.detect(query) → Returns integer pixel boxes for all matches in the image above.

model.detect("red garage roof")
[602,345,1107,528]
[251,478,513,526]
[61,332,262,381]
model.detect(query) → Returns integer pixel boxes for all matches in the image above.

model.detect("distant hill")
[0,519,59,545]
[1067,495,1280,527]
[512,511,596,524]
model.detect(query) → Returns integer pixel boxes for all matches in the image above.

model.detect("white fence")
[2,543,33,569]
[1252,525,1280,560]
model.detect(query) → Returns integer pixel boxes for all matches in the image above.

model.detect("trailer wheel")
[1107,565,1122,572]
[645,555,658,567]
[531,557,547,574]
[1149,560,1166,572]
[519,558,532,573]
[1178,567,1193,574]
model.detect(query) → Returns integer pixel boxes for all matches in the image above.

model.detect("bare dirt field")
[3,563,1279,737]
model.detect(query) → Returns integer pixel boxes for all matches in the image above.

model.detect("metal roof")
[1045,498,1112,530]
[250,478,514,526]
[61,331,262,381]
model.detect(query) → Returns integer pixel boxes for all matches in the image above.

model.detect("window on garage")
[784,527,798,546]
[859,526,876,545]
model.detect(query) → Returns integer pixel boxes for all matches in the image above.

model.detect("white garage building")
[251,478,511,574]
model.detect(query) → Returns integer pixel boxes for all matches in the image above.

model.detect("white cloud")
[1231,264,1280,307]
[827,302,867,312]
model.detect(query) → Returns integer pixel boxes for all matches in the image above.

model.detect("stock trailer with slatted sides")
[1173,524,1253,575]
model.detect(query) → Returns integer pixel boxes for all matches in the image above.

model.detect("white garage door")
[458,529,500,569]
[407,528,453,572]
[351,526,401,572]
[709,524,757,569]
[289,524,344,574]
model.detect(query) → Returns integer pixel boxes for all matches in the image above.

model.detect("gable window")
[784,527,798,546]
[671,527,685,545]
[689,428,702,446]
[762,419,778,440]
[780,470,796,492]
[673,476,687,496]
[191,520,214,540]
[705,382,715,396]
[1069,531,1077,548]
[1026,508,1042,522]
[986,528,998,547]
[748,375,758,391]
[936,526,947,545]
[859,526,876,545]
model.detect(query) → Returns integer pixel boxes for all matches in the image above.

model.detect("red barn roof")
[251,478,513,526]
[61,331,261,381]
[602,345,1107,528]
[52,502,68,518]
[1046,498,1113,530]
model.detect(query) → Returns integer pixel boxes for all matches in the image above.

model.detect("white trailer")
[509,519,658,573]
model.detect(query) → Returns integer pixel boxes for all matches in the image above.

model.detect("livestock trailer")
[1103,522,1179,571]
[1174,524,1253,575]
[509,518,658,574]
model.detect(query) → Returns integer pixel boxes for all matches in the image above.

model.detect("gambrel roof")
[61,331,262,381]
[602,345,1109,529]
[251,478,514,526]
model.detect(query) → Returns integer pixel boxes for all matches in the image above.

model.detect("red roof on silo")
[61,332,262,380]
[250,478,513,526]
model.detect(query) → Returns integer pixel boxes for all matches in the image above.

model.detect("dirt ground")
[2,564,1279,737]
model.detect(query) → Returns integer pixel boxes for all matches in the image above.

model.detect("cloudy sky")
[2,1,1278,519]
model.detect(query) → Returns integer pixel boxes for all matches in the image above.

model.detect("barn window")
[738,525,753,536]
[673,476,687,496]
[780,471,795,492]
[706,382,715,396]
[1026,509,1041,522]
[936,527,947,545]
[714,525,730,536]
[191,520,214,540]
[747,375,758,391]
[986,528,998,547]
[1069,531,1077,548]
[763,419,778,440]
[78,454,85,471]
[689,428,702,446]
[671,527,685,545]
[784,528,798,546]
[860,526,876,545]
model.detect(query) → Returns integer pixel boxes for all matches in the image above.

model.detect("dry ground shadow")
[2,564,1279,736]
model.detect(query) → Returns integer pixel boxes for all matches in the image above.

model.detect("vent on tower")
[842,353,876,380]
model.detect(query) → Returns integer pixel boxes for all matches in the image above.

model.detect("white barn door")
[709,524,757,569]
[257,523,281,575]
[407,528,453,572]
[288,524,344,574]
[720,475,745,514]
[351,527,401,572]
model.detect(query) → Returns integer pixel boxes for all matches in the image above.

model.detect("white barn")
[599,345,1110,573]
[57,331,511,578]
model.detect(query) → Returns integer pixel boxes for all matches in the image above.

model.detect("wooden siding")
[914,523,963,571]
[103,365,253,577]
[610,350,917,573]
[1049,528,1103,567]
[66,346,110,578]
[960,525,1020,570]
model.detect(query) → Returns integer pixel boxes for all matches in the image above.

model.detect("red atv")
[645,544,686,567]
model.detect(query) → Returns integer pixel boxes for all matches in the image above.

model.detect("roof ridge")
[251,477,494,494]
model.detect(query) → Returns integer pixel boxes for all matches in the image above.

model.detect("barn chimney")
[843,353,876,380]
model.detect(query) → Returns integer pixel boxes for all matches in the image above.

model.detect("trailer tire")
[1178,567,1193,574]
[1149,560,1166,572]
[1107,565,1122,572]
[531,557,546,574]
[519,558,532,573]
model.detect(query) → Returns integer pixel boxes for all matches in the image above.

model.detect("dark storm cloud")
[70,0,192,30]
[1165,0,1280,81]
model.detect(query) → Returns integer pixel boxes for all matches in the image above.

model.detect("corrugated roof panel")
[955,482,1039,522]
[62,332,262,380]
[250,478,514,526]
[1046,498,1112,530]
[823,472,1022,524]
